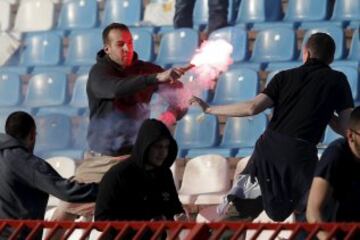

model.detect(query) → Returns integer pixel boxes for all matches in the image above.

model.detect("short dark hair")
[5,111,36,140]
[349,107,360,130]
[102,22,130,44]
[305,32,335,64]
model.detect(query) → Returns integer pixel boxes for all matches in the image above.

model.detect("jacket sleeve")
[23,153,98,203]
[164,170,184,219]
[88,65,159,99]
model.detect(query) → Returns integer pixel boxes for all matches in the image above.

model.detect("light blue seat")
[332,66,359,100]
[188,113,267,157]
[331,0,360,28]
[212,68,258,105]
[347,29,360,62]
[235,0,285,29]
[250,28,296,69]
[209,26,248,62]
[0,72,22,107]
[130,28,154,62]
[65,29,103,69]
[24,73,68,112]
[155,28,199,68]
[0,115,6,133]
[102,0,142,27]
[57,0,98,31]
[34,114,72,159]
[20,32,62,69]
[37,74,88,116]
[174,108,219,157]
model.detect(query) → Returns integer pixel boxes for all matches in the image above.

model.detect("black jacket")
[0,133,98,221]
[95,119,184,221]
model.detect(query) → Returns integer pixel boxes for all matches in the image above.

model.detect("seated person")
[307,106,360,239]
[95,119,186,222]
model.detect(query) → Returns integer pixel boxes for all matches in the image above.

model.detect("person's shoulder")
[104,159,137,180]
[321,138,347,162]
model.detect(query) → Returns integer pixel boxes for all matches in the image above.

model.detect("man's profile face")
[147,138,170,168]
[104,29,134,67]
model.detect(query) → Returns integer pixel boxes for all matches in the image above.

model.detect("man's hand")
[156,67,186,84]
[190,96,210,113]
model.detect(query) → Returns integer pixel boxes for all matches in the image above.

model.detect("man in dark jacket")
[192,33,354,222]
[53,22,188,222]
[0,111,97,239]
[95,119,185,222]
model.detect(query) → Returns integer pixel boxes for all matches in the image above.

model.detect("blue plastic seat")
[188,113,267,157]
[235,0,283,29]
[0,115,6,133]
[65,29,102,68]
[102,0,142,26]
[347,29,360,62]
[209,26,248,62]
[155,28,199,67]
[20,32,62,68]
[24,73,68,110]
[0,72,22,107]
[320,126,343,147]
[331,0,360,27]
[57,0,98,31]
[130,28,154,62]
[34,114,72,158]
[332,66,359,100]
[212,68,258,105]
[174,108,219,157]
[250,28,296,68]
[284,0,329,23]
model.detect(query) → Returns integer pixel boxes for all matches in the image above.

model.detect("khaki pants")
[50,153,129,221]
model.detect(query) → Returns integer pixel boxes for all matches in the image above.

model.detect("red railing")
[0,220,360,239]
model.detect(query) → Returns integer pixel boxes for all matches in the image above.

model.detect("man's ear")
[104,44,109,54]
[347,129,354,142]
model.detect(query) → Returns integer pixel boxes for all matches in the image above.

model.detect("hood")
[0,133,27,151]
[96,49,139,70]
[131,119,178,169]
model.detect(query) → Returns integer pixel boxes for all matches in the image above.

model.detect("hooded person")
[95,119,185,221]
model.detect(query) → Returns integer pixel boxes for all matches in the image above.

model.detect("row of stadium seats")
[1,26,360,74]
[1,0,359,33]
[0,111,342,161]
[1,65,358,118]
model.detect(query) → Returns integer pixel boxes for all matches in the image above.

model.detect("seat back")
[221,114,267,148]
[57,0,98,30]
[0,72,21,107]
[156,28,199,65]
[66,29,103,66]
[209,26,248,62]
[236,0,283,23]
[71,116,89,149]
[284,0,329,22]
[0,1,11,31]
[130,28,154,61]
[322,126,343,145]
[102,0,142,26]
[212,68,258,105]
[20,32,62,66]
[14,0,55,32]
[250,28,296,63]
[174,108,219,149]
[331,0,360,21]
[46,156,76,178]
[24,73,68,107]
[348,29,360,61]
[179,154,230,194]
[70,74,88,108]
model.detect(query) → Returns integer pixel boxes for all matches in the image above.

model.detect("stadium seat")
[102,0,143,27]
[347,29,360,62]
[130,28,154,62]
[155,28,199,67]
[0,1,11,31]
[57,0,98,31]
[211,68,258,105]
[235,0,284,29]
[178,154,231,205]
[331,0,360,28]
[284,0,329,26]
[250,28,296,69]
[0,72,21,107]
[333,66,359,100]
[20,32,62,69]
[37,74,88,116]
[209,26,248,62]
[24,73,68,111]
[34,114,72,158]
[0,115,6,133]
[65,29,103,69]
[14,0,55,32]
[174,108,219,157]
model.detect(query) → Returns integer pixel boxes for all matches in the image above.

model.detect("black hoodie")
[95,119,184,221]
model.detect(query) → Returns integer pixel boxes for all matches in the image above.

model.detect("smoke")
[155,39,233,125]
